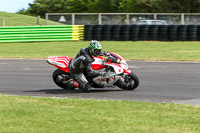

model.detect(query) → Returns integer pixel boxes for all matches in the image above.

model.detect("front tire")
[52,69,75,90]
[116,72,139,90]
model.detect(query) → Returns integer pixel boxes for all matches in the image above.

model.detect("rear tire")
[52,69,75,90]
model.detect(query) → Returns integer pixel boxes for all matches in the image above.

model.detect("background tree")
[17,0,200,17]
[21,0,90,17]
[118,0,141,13]
[137,0,200,13]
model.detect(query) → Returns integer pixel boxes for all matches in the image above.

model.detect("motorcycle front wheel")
[116,72,139,90]
[52,69,75,90]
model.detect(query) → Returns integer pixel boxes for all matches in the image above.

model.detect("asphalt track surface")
[0,59,200,106]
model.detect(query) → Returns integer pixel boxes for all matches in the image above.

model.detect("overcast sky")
[0,0,34,13]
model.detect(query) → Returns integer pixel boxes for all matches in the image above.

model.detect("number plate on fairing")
[93,73,121,87]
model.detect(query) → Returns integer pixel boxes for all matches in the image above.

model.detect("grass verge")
[0,11,61,26]
[0,41,200,61]
[0,95,199,133]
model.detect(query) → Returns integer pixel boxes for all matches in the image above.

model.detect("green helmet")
[88,40,102,57]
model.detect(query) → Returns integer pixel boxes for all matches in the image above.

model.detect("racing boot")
[74,73,91,92]
[82,82,91,92]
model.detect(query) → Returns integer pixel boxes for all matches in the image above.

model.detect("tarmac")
[0,59,200,106]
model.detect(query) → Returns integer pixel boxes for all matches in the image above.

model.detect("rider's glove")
[105,52,110,56]
[101,51,110,56]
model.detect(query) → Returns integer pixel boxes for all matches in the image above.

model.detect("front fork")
[116,73,131,87]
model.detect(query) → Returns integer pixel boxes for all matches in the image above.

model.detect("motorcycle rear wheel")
[52,69,75,90]
[116,72,139,90]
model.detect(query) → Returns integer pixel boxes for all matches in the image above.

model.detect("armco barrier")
[84,24,200,41]
[0,25,84,43]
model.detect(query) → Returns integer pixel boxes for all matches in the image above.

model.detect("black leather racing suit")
[68,48,106,90]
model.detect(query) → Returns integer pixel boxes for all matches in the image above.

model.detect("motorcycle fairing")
[92,56,106,70]
[47,56,72,73]
[93,73,121,87]
[103,62,124,74]
[47,52,132,74]
[109,52,124,60]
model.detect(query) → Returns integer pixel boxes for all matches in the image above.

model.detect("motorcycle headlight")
[120,60,128,69]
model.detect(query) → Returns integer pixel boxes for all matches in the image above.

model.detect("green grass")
[0,11,61,26]
[0,95,199,133]
[0,41,200,61]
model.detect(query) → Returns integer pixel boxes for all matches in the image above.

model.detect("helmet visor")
[94,49,101,56]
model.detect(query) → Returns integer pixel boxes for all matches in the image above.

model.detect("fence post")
[45,13,48,25]
[72,13,75,25]
[126,13,129,24]
[154,13,157,20]
[98,13,102,24]
[181,14,184,25]
[1,17,5,27]
[37,16,41,26]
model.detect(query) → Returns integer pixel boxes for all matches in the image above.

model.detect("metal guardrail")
[46,13,200,25]
[0,25,84,43]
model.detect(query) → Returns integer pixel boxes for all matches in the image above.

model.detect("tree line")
[17,0,200,17]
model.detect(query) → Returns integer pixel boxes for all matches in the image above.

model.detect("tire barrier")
[188,25,198,41]
[149,25,160,41]
[121,25,132,41]
[111,25,122,41]
[84,25,94,41]
[102,25,112,41]
[84,24,200,41]
[159,25,169,41]
[0,25,84,43]
[178,25,188,41]
[130,25,140,41]
[168,25,179,41]
[2,24,200,42]
[139,25,150,41]
[92,25,104,41]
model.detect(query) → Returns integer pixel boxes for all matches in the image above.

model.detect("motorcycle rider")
[68,40,109,91]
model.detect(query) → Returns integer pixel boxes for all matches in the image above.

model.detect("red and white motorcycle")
[47,52,139,91]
